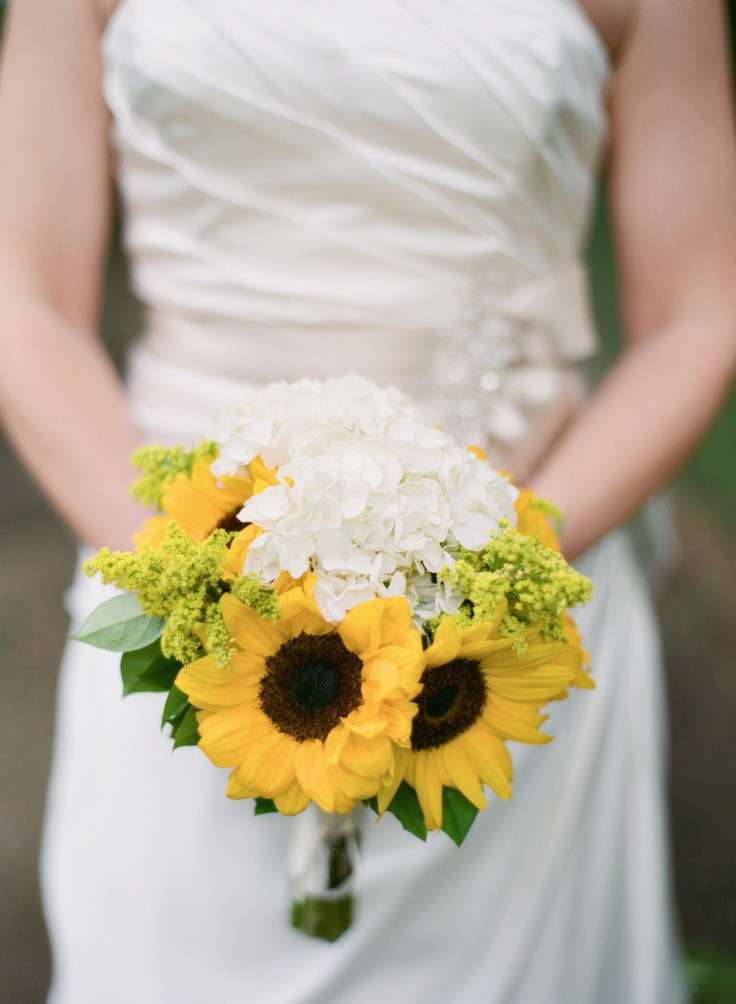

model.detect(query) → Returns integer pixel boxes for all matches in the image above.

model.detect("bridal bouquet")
[76,374,593,940]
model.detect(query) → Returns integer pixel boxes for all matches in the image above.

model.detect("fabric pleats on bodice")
[103,0,609,469]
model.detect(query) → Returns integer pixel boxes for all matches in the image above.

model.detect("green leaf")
[161,684,189,730]
[254,797,278,815]
[161,684,199,748]
[72,594,164,652]
[120,639,181,696]
[440,787,479,846]
[172,704,200,749]
[366,782,427,841]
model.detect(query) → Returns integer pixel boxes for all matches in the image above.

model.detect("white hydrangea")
[211,374,518,623]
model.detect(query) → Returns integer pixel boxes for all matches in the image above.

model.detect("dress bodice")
[102,0,609,469]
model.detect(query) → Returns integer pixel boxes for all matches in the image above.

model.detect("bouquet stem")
[289,805,363,942]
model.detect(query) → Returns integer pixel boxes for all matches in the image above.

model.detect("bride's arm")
[0,0,142,549]
[531,0,736,559]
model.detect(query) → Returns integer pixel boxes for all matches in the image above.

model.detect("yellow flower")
[221,524,263,580]
[379,611,591,830]
[134,455,278,550]
[176,590,424,815]
[514,487,563,551]
[549,613,594,699]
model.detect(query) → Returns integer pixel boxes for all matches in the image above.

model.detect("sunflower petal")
[196,705,272,767]
[273,781,310,815]
[485,662,577,702]
[226,767,257,800]
[376,747,409,814]
[278,589,329,636]
[221,593,285,656]
[482,695,552,745]
[336,731,392,778]
[441,743,487,811]
[336,763,384,801]
[423,618,462,668]
[176,657,260,711]
[461,726,513,800]
[229,731,296,796]
[294,741,337,811]
[410,752,445,830]
[163,460,252,541]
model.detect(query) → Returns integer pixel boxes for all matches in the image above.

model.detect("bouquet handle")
[288,804,364,942]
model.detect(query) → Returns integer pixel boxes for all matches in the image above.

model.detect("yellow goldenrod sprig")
[83,521,279,668]
[437,520,592,653]
[130,440,218,510]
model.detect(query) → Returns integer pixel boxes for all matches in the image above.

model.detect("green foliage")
[254,797,278,815]
[161,683,199,746]
[72,593,164,651]
[680,390,736,533]
[384,782,428,840]
[435,521,592,653]
[366,781,427,841]
[291,895,353,942]
[687,944,736,1004]
[366,782,479,844]
[130,440,217,510]
[119,638,180,696]
[161,683,189,729]
[84,526,230,665]
[230,575,281,620]
[527,494,563,528]
[440,787,479,846]
[83,525,279,668]
[172,704,200,748]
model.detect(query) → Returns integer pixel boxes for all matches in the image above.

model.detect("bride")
[1,0,735,1000]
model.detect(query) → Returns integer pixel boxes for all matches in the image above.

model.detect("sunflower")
[514,487,562,551]
[134,455,278,550]
[176,589,424,815]
[378,611,591,830]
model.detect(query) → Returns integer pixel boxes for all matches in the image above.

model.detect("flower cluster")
[80,374,593,841]
[212,375,519,623]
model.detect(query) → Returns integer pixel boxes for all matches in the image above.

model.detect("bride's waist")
[126,313,590,478]
[142,311,437,389]
[136,260,597,383]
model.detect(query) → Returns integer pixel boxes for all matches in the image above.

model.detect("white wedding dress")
[41,1,687,1000]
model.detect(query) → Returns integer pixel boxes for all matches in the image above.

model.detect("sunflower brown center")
[410,658,486,751]
[260,632,363,742]
[216,509,247,535]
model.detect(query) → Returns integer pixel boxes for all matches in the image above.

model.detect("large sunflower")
[176,590,424,815]
[378,611,592,830]
[134,455,278,550]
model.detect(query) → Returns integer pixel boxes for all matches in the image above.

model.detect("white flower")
[212,374,519,622]
[406,571,465,625]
